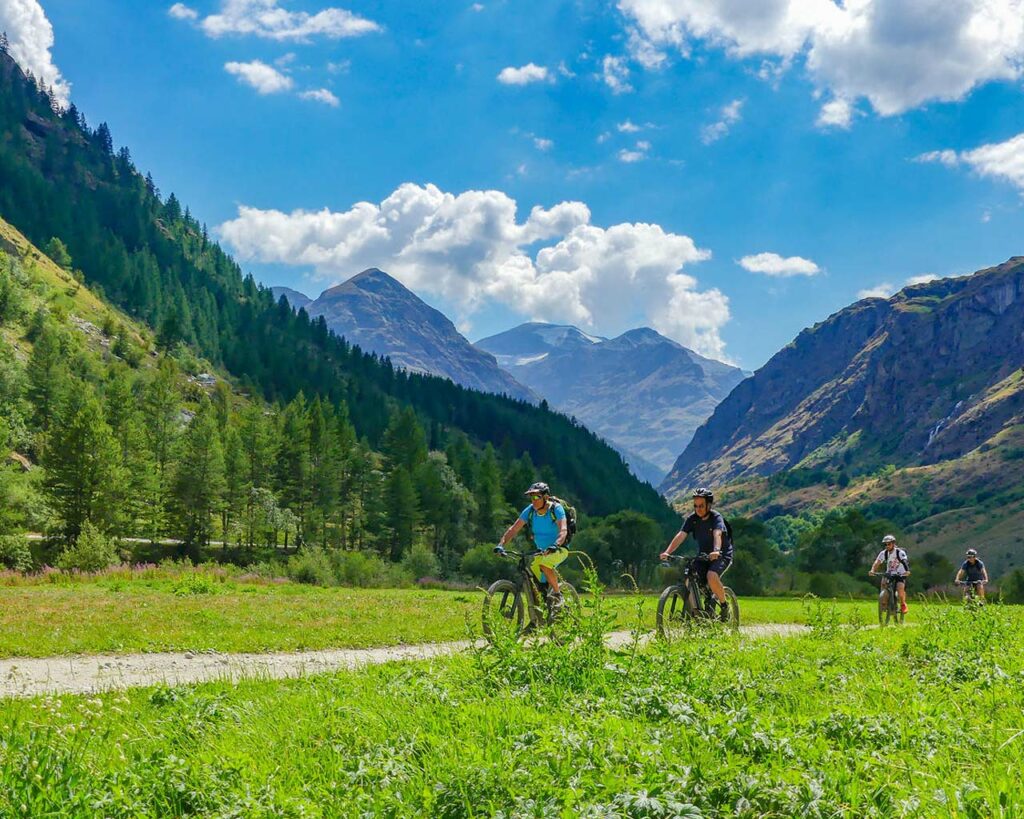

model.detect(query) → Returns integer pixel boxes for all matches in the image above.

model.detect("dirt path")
[0,624,808,699]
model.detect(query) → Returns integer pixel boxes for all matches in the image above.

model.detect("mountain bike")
[656,554,739,641]
[482,549,579,642]
[955,579,985,603]
[870,572,905,626]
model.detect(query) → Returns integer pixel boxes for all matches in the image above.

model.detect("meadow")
[0,588,1019,817]
[0,564,889,657]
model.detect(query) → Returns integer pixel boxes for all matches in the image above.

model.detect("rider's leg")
[977,584,986,600]
[540,564,561,594]
[897,581,907,606]
[707,571,727,604]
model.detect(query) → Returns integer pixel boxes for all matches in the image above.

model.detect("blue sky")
[3,0,1024,368]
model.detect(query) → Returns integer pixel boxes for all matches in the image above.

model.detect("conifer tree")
[44,379,124,543]
[475,444,506,543]
[384,465,418,561]
[172,400,226,558]
[140,357,181,539]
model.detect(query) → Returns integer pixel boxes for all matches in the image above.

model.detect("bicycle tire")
[483,579,524,641]
[656,585,690,642]
[722,586,740,631]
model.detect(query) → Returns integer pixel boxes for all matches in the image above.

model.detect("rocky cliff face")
[661,257,1024,497]
[477,323,746,485]
[271,286,312,312]
[277,269,536,403]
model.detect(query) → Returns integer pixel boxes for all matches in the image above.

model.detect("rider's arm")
[553,515,567,548]
[709,527,722,559]
[870,556,883,573]
[498,517,525,547]
[982,566,989,583]
[955,568,965,582]
[661,530,688,558]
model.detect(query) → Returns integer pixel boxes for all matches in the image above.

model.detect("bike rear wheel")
[483,579,524,642]
[656,585,691,642]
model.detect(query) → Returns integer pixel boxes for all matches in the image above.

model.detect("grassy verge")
[0,566,892,657]
[1,594,1019,816]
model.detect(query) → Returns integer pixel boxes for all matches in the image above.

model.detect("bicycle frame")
[872,571,904,625]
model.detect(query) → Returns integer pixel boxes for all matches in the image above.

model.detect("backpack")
[527,497,577,546]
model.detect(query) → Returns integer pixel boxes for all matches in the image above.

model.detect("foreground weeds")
[1,590,1022,816]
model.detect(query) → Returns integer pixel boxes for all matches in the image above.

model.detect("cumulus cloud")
[299,87,339,106]
[905,273,938,286]
[497,63,549,85]
[916,133,1024,191]
[618,0,1024,118]
[602,55,633,93]
[225,59,294,93]
[701,99,743,144]
[739,252,820,277]
[817,97,853,129]
[168,3,198,20]
[218,183,729,357]
[0,0,71,106]
[618,140,650,162]
[533,136,553,151]
[858,283,896,299]
[172,0,380,41]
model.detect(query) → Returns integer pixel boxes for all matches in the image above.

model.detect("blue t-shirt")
[960,558,986,581]
[520,502,566,550]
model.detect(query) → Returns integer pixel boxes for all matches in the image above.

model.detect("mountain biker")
[955,548,989,600]
[495,481,568,613]
[870,534,910,614]
[659,487,733,621]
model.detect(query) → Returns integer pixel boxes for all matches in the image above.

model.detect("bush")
[0,534,32,572]
[56,523,119,572]
[332,550,411,587]
[287,547,335,586]
[460,543,516,584]
[401,543,440,581]
[1000,568,1024,604]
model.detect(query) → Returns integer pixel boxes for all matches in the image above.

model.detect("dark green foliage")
[797,508,895,576]
[1000,568,1024,603]
[915,550,957,591]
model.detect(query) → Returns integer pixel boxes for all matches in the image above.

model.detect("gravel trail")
[0,623,809,699]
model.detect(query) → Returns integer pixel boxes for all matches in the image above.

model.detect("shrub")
[172,572,220,596]
[1000,568,1024,604]
[287,547,335,586]
[330,550,411,587]
[460,543,515,584]
[401,543,440,581]
[0,534,32,572]
[56,523,119,572]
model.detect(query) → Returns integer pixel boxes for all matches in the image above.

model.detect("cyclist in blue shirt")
[495,482,568,612]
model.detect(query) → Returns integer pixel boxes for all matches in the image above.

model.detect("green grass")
[1,595,1020,816]
[0,568,885,657]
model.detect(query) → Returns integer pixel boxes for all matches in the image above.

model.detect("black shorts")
[698,556,732,578]
[881,575,907,588]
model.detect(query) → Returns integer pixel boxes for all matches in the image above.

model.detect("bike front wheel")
[721,586,740,631]
[483,579,524,642]
[656,585,691,643]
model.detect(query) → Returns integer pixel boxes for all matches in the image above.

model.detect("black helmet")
[524,481,550,496]
[692,487,714,505]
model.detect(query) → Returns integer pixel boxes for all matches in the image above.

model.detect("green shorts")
[530,547,569,580]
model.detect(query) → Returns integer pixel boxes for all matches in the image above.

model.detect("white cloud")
[557,61,575,77]
[858,283,895,299]
[168,3,199,21]
[617,119,642,133]
[602,55,633,93]
[225,59,295,93]
[618,139,650,162]
[497,63,549,85]
[905,273,938,286]
[618,0,1024,118]
[817,97,853,129]
[916,133,1024,191]
[701,98,743,144]
[0,0,71,106]
[178,0,381,41]
[739,252,820,277]
[533,136,553,151]
[218,183,729,357]
[299,88,339,106]
[471,2,484,10]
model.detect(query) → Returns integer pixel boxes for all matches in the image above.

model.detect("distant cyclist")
[495,482,568,613]
[870,534,910,614]
[955,548,989,600]
[659,487,733,621]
